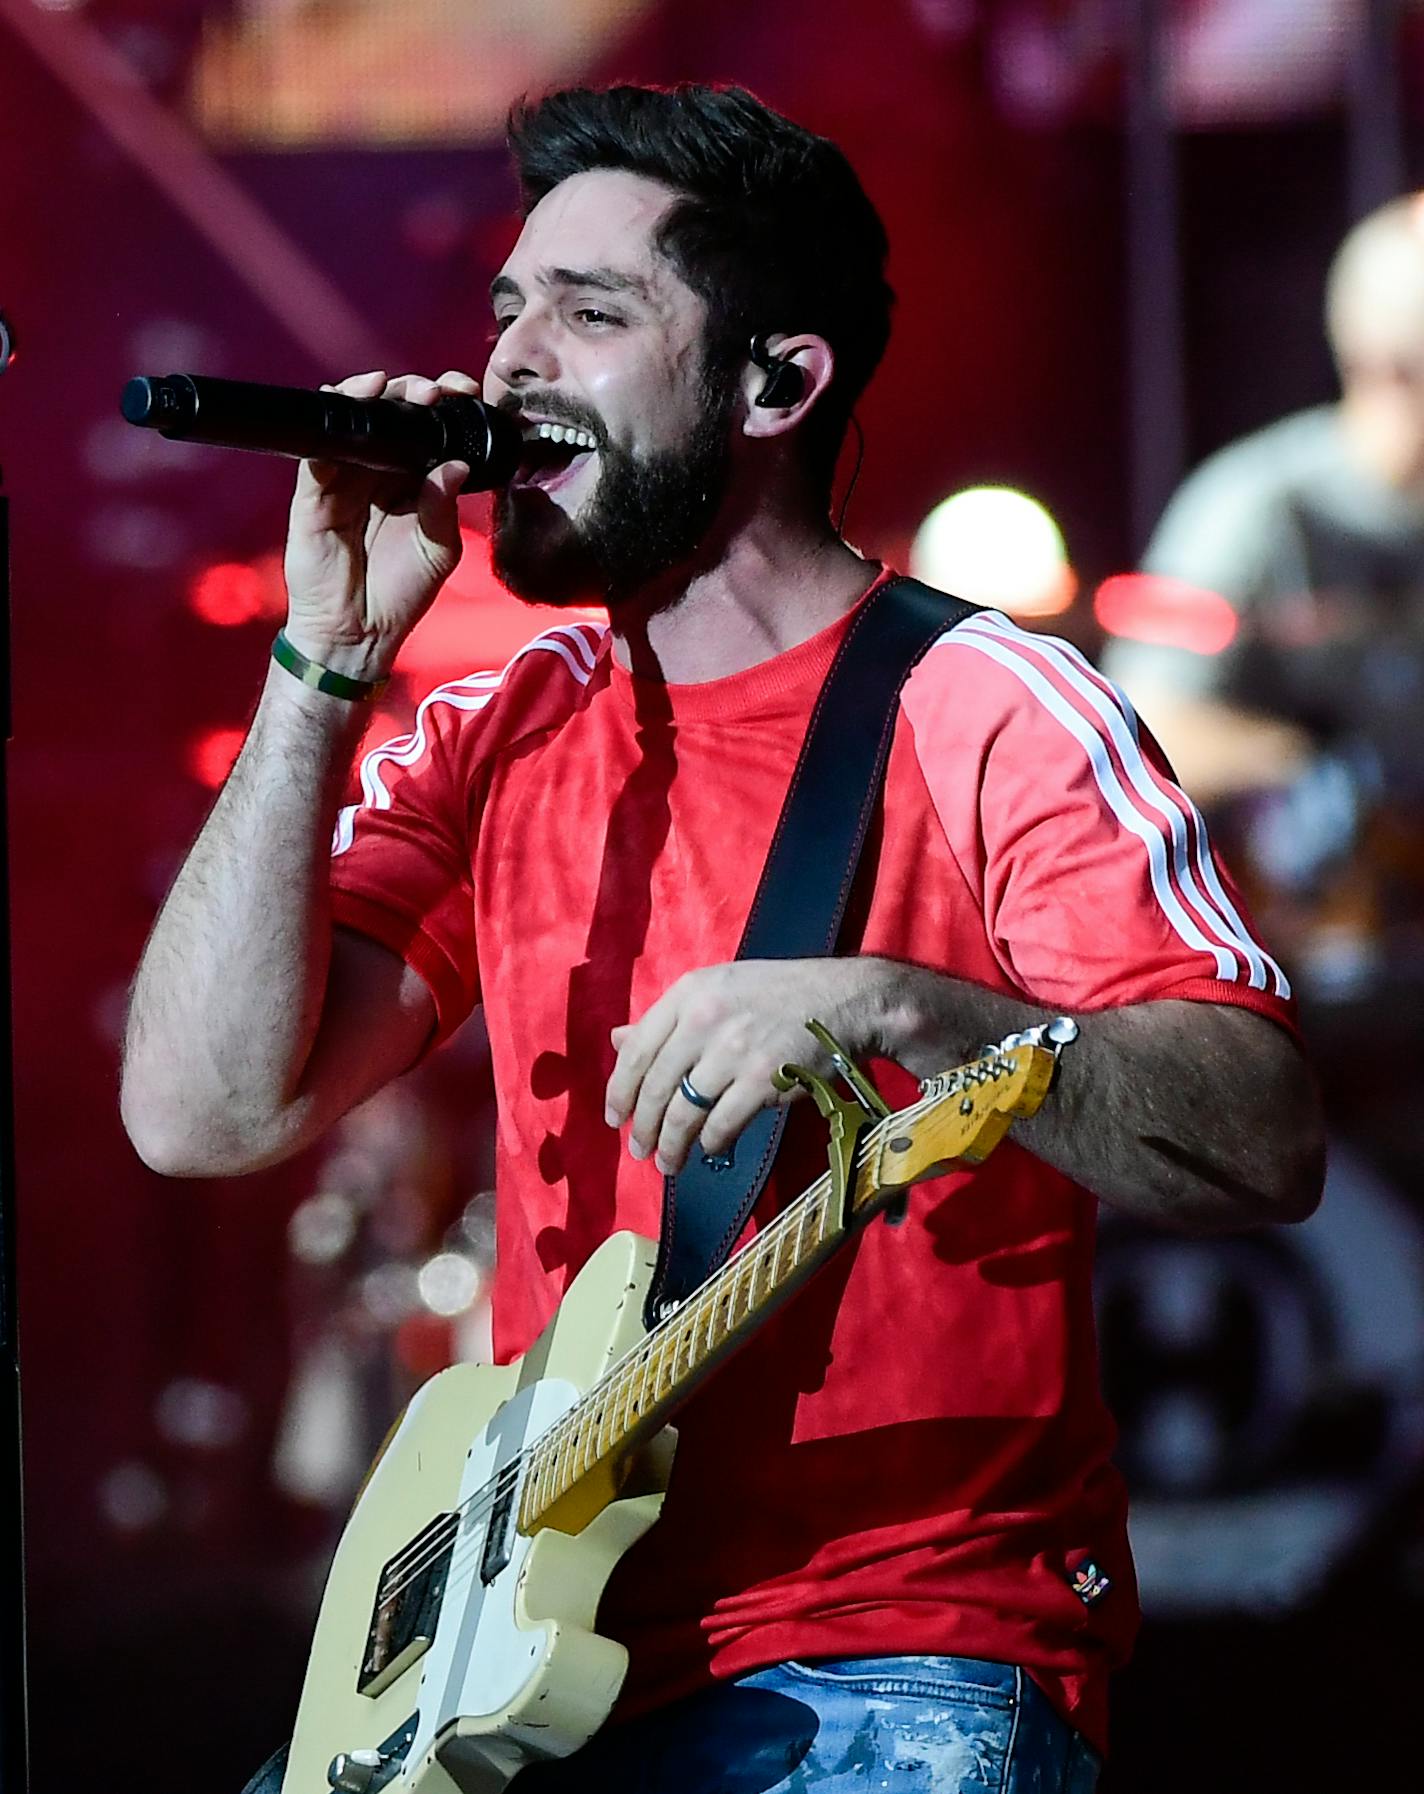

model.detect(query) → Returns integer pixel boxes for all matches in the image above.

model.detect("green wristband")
[271,630,391,702]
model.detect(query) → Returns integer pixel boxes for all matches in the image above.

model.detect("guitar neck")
[518,1157,850,1531]
[517,1042,1051,1534]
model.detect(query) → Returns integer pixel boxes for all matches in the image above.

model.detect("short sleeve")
[901,612,1295,1024]
[326,622,609,1044]
[329,678,490,1042]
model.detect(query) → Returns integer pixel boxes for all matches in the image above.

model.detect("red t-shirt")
[328,578,1293,1753]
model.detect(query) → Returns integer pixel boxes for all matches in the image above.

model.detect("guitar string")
[365,1180,837,1614]
[366,1137,864,1609]
[364,1064,1008,1615]
[364,1063,1013,1612]
[363,1070,989,1613]
[365,1165,847,1615]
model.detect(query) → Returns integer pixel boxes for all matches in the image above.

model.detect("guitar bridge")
[357,1513,455,1698]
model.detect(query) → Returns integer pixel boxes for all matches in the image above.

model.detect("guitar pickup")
[358,1513,456,1698]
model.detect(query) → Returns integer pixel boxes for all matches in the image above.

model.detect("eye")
[574,307,623,329]
[489,313,517,339]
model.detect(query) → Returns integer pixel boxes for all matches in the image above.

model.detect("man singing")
[121,84,1322,1793]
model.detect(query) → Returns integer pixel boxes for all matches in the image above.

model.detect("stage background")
[2,2,1420,1788]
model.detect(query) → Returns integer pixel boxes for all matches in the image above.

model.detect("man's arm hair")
[870,962,1323,1230]
[121,666,435,1177]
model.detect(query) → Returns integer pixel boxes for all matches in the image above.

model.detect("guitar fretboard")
[517,1149,847,1531]
[516,1045,1041,1533]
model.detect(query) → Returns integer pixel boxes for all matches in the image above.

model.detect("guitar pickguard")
[400,1378,580,1779]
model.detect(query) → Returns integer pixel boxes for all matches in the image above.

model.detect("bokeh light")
[910,486,1077,617]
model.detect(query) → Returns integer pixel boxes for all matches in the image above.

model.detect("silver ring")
[678,1073,716,1111]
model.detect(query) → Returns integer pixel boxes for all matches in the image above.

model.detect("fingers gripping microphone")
[120,374,522,492]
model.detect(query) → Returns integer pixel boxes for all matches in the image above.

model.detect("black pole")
[1124,0,1187,558]
[0,307,30,1794]
[1347,0,1405,222]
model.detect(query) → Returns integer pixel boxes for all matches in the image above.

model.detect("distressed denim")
[511,1654,1102,1793]
[240,1654,1101,1794]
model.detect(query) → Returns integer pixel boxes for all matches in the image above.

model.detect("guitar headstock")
[859,1037,1060,1205]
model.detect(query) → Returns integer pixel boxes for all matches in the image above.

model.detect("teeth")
[524,420,597,451]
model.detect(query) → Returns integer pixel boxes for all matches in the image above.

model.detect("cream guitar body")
[280,1030,1060,1794]
[284,1232,670,1794]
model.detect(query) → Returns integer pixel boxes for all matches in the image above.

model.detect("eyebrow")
[489,266,652,303]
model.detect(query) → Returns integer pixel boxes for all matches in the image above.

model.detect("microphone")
[120,373,521,492]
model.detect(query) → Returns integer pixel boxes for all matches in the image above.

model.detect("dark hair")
[506,84,893,498]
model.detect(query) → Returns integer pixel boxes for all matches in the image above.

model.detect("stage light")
[187,559,270,626]
[185,725,245,789]
[97,1462,169,1534]
[154,1378,247,1450]
[417,1250,481,1318]
[1094,572,1239,656]
[910,486,1076,617]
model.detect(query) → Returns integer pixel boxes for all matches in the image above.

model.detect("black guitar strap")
[643,575,978,1327]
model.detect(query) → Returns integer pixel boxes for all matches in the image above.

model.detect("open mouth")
[512,419,600,495]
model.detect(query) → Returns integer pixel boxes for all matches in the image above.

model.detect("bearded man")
[121,84,1322,1794]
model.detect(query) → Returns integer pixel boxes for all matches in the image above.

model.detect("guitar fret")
[517,1051,1047,1538]
[722,1257,737,1330]
[571,1412,592,1482]
[565,1411,586,1485]
[609,1365,631,1448]
[748,1232,770,1305]
[543,1432,562,1502]
[559,1418,579,1490]
[611,1359,635,1447]
[540,1424,560,1510]
[533,1431,556,1514]
[626,1344,648,1422]
[628,1346,652,1426]
[648,1335,669,1403]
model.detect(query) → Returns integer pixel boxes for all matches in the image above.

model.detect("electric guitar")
[282,1029,1060,1794]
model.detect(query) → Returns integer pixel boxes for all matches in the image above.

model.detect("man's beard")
[492,383,735,611]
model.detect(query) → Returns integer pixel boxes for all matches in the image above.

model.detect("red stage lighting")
[1094,573,1239,656]
[188,560,270,627]
[185,725,246,789]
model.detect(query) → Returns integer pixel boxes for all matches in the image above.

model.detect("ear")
[740,333,836,440]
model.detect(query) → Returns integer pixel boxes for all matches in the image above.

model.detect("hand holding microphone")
[124,368,520,683]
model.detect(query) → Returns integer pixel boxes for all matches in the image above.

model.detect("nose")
[486,307,560,393]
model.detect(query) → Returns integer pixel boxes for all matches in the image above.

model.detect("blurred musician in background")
[1104,193,1424,1177]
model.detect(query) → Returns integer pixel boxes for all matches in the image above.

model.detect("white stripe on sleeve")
[946,627,1243,983]
[966,614,1289,997]
[332,624,603,859]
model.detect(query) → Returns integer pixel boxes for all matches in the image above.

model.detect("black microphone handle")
[120,374,522,492]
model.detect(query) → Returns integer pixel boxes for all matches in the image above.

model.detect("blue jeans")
[512,1654,1102,1793]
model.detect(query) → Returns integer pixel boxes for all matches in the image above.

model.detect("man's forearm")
[121,664,367,1174]
[866,959,1324,1230]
